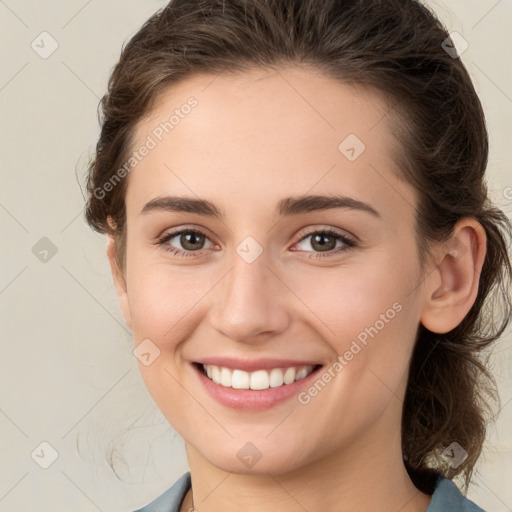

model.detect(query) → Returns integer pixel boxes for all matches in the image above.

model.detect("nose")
[207,247,291,344]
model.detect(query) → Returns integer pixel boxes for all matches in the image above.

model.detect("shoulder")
[427,477,487,512]
[130,471,191,512]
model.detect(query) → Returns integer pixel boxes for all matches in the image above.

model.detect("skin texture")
[107,66,487,512]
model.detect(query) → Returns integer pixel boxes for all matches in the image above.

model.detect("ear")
[420,218,487,334]
[106,234,132,330]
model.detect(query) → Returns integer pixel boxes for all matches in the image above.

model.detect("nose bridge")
[209,241,290,341]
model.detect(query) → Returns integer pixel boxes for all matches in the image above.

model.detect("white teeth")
[295,367,309,381]
[283,367,295,385]
[250,370,269,390]
[220,367,231,387]
[232,369,250,389]
[269,368,284,388]
[211,366,221,384]
[201,364,316,390]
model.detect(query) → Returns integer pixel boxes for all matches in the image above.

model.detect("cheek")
[285,266,420,444]
[291,257,416,341]
[126,255,218,344]
[288,256,420,391]
[125,260,213,421]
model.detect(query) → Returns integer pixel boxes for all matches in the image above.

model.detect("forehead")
[127,66,415,224]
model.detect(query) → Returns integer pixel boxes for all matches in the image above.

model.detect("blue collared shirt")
[132,472,486,512]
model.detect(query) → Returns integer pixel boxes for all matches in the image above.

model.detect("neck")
[181,399,432,512]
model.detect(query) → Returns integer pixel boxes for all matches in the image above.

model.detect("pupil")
[182,232,203,250]
[313,234,335,251]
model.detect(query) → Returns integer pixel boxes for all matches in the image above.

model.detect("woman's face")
[110,66,429,474]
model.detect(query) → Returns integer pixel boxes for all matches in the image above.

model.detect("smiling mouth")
[194,362,323,390]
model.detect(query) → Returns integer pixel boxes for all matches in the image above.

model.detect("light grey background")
[0,1,511,510]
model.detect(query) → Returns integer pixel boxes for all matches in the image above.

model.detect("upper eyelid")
[295,225,355,242]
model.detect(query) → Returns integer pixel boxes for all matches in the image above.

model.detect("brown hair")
[84,0,512,493]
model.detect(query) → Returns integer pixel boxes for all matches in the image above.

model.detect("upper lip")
[194,357,323,372]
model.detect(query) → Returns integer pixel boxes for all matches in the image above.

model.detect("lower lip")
[192,363,323,410]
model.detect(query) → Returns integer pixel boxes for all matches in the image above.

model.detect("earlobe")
[106,234,132,330]
[420,219,487,334]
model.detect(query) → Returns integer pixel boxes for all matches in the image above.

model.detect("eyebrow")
[140,194,381,219]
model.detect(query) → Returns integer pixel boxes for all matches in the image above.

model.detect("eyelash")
[156,227,357,260]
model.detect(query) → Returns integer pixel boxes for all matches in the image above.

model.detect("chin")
[199,441,312,476]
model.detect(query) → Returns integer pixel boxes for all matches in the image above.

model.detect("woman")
[84,0,512,510]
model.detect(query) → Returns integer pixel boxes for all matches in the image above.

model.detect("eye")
[157,228,215,258]
[156,226,357,259]
[292,228,357,259]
